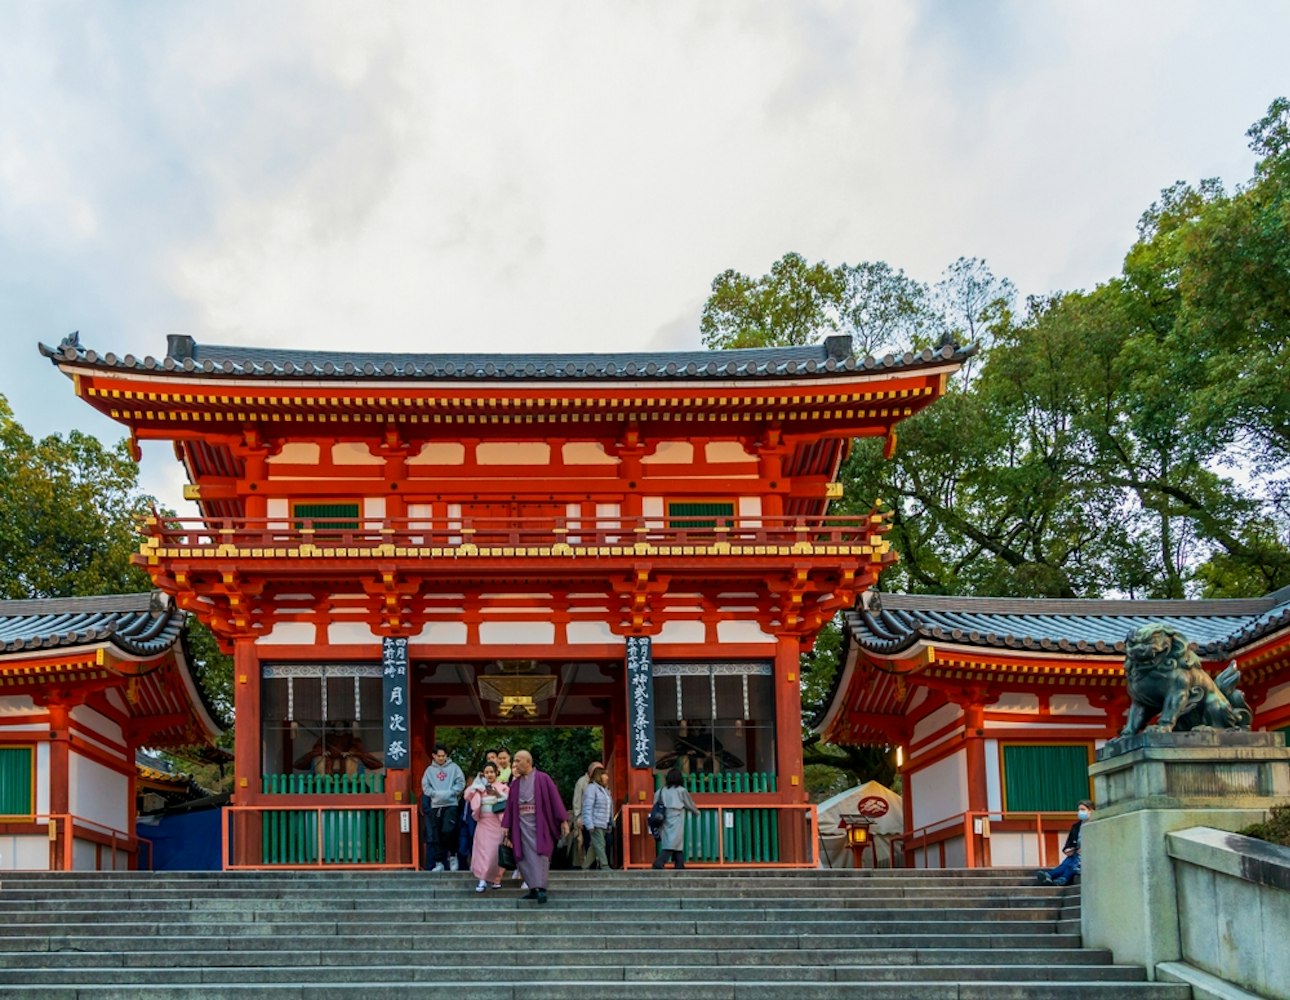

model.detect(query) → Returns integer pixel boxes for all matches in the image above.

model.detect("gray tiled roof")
[39,332,971,381]
[0,592,186,657]
[846,587,1290,658]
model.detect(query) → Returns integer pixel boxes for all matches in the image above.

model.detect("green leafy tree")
[0,395,153,599]
[701,252,844,348]
[435,726,603,804]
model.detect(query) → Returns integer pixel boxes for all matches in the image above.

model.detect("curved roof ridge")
[877,592,1280,617]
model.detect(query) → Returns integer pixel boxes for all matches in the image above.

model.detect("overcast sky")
[2,1,1287,514]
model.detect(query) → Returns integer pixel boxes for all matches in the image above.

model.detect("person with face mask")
[1037,799,1093,885]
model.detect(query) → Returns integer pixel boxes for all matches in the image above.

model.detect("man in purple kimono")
[500,749,569,903]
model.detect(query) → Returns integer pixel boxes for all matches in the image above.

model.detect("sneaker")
[475,881,487,893]
[1035,871,1052,885]
[489,882,502,890]
[448,857,459,872]
[510,869,521,880]
[520,881,529,890]
[536,888,548,904]
[522,888,538,900]
[431,863,445,873]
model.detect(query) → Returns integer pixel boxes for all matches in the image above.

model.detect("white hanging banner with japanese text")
[626,636,654,769]
[381,637,410,768]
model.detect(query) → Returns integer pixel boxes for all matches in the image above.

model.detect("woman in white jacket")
[579,765,613,870]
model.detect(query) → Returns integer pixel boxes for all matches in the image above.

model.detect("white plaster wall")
[70,705,123,747]
[1050,695,1101,716]
[327,622,381,645]
[642,442,693,464]
[0,695,41,718]
[912,703,963,745]
[562,443,618,465]
[267,497,289,530]
[256,623,318,646]
[476,442,550,465]
[990,693,1040,714]
[737,497,762,524]
[942,836,967,868]
[567,621,617,643]
[36,742,49,815]
[986,831,1046,866]
[363,497,385,524]
[985,738,1002,812]
[909,748,968,829]
[706,442,751,463]
[0,835,50,870]
[1258,681,1290,712]
[653,620,706,644]
[716,620,775,643]
[409,621,468,644]
[268,443,320,464]
[332,443,381,465]
[479,621,556,644]
[69,754,128,833]
[408,442,466,465]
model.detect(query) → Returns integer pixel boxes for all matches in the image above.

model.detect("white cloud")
[1,0,1288,518]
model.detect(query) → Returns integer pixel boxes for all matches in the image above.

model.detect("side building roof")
[811,586,1290,742]
[0,591,225,747]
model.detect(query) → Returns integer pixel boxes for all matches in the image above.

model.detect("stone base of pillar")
[1081,731,1290,979]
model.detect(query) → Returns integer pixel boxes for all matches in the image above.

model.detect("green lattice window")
[293,502,360,531]
[667,501,734,529]
[1278,725,1290,747]
[0,746,34,817]
[1002,744,1091,812]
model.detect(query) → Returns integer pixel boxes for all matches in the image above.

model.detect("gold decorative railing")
[138,514,890,561]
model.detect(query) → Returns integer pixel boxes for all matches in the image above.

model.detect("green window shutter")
[667,501,735,529]
[293,503,360,530]
[0,747,34,816]
[1277,725,1290,747]
[1002,744,1090,812]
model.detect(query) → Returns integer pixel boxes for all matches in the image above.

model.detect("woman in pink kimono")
[466,761,509,892]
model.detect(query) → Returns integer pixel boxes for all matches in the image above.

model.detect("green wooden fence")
[653,771,778,794]
[259,772,386,865]
[262,772,385,795]
[651,772,781,862]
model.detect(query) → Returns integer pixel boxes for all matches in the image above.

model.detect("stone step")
[0,946,1120,970]
[0,931,1089,952]
[0,962,1153,986]
[0,980,1194,999]
[0,902,1064,924]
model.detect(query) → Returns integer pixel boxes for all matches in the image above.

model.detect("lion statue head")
[1123,624,1201,677]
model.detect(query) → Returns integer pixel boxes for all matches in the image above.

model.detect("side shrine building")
[40,332,966,868]
[812,587,1290,868]
[0,593,223,870]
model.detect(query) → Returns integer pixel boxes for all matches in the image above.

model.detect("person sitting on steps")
[1036,799,1093,886]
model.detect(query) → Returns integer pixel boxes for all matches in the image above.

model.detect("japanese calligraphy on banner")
[381,637,410,768]
[626,636,654,769]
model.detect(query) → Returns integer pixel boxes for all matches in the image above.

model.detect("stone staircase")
[0,868,1190,999]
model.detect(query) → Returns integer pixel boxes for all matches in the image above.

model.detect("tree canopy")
[702,100,1290,781]
[0,395,233,742]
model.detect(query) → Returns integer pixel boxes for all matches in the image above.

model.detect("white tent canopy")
[817,780,903,868]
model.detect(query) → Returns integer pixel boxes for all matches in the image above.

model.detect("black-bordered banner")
[626,635,654,769]
[381,636,410,768]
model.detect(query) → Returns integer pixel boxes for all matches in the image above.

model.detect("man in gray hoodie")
[421,743,465,871]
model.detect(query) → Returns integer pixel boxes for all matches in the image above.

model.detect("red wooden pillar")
[773,634,807,863]
[962,696,989,868]
[232,637,261,865]
[47,701,70,869]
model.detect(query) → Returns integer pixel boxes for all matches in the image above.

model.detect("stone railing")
[1158,827,1290,999]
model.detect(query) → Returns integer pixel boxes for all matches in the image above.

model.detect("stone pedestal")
[1081,731,1290,980]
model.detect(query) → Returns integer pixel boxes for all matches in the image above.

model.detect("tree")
[0,395,154,599]
[0,394,235,753]
[435,726,602,804]
[701,252,843,349]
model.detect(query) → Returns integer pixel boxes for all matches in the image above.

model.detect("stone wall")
[1162,827,1290,999]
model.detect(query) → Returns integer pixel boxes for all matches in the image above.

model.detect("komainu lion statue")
[1119,624,1252,737]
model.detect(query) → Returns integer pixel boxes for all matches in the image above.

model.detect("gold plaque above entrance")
[478,661,557,718]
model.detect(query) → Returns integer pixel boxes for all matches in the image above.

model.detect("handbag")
[490,798,507,813]
[647,794,667,839]
[498,841,516,870]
